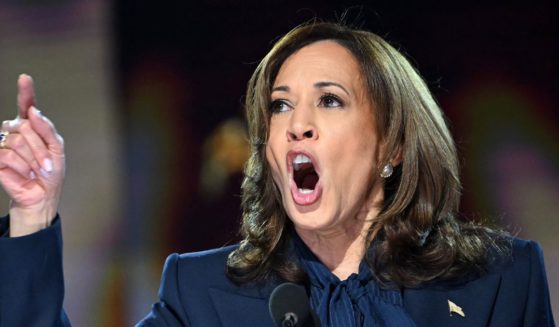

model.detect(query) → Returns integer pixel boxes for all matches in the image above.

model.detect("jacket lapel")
[209,286,277,327]
[403,272,502,327]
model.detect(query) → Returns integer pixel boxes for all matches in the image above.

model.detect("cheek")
[265,141,282,186]
[353,113,378,161]
[328,119,377,161]
[331,122,377,184]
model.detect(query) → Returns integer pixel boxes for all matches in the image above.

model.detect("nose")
[287,128,315,141]
[286,107,318,142]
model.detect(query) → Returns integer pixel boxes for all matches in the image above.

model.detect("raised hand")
[0,74,65,237]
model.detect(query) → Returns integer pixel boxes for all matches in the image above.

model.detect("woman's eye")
[318,93,344,108]
[270,99,291,113]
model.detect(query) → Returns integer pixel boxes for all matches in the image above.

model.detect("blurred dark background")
[0,0,557,325]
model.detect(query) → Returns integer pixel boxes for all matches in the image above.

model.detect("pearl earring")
[380,163,393,178]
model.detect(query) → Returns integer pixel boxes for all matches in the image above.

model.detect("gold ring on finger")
[0,131,9,149]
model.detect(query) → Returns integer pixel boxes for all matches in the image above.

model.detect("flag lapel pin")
[448,299,465,317]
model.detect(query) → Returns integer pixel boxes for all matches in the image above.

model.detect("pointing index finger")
[17,74,36,119]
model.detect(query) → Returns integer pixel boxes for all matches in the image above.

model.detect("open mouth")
[293,154,319,193]
[288,151,322,206]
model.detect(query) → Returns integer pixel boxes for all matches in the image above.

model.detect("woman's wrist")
[8,201,55,237]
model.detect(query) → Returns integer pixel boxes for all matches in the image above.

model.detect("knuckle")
[10,135,24,150]
[4,150,17,162]
[18,119,32,133]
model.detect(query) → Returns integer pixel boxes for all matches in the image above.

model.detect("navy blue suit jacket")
[137,237,555,326]
[0,216,554,326]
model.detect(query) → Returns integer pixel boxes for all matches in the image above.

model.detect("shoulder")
[487,236,545,278]
[161,243,280,300]
[152,245,240,325]
[155,244,277,326]
[162,244,239,290]
[507,237,541,261]
[488,236,551,298]
[427,236,549,297]
[176,244,239,270]
[403,237,554,326]
[488,237,554,325]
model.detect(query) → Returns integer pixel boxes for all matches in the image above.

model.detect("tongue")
[301,172,319,189]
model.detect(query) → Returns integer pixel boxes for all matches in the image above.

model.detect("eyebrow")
[271,81,350,96]
[271,85,290,93]
[314,81,350,96]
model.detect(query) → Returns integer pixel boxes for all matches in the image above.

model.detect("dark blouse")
[293,233,418,327]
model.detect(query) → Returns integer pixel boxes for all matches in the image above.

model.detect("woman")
[0,22,554,326]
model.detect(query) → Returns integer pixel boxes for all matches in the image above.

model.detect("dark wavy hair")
[226,21,508,287]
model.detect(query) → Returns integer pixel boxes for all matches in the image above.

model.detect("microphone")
[268,282,321,327]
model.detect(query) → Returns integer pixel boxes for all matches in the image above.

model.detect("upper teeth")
[293,154,311,171]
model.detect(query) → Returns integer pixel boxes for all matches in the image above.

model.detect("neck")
[295,178,384,280]
[295,211,375,280]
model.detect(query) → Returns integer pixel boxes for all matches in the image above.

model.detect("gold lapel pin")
[448,299,466,317]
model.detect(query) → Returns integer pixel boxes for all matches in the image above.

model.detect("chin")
[284,200,335,232]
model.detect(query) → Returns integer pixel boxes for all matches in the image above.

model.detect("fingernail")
[8,118,20,128]
[43,158,53,173]
[31,106,42,117]
[40,168,50,178]
[32,106,49,122]
[29,171,36,180]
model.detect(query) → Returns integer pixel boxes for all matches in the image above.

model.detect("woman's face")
[266,40,383,235]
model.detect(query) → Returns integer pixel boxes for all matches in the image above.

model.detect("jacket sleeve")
[0,215,70,326]
[136,253,190,327]
[523,241,555,326]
